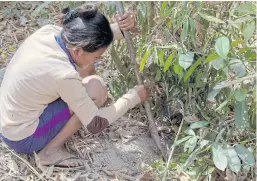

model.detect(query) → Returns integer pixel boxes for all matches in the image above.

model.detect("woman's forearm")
[110,23,124,40]
[85,89,141,134]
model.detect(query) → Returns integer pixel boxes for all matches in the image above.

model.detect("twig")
[86,151,93,164]
[0,36,4,48]
[101,169,135,181]
[161,119,184,181]
[115,171,135,181]
[7,20,18,30]
[101,169,114,176]
[115,1,166,155]
[12,32,18,43]
[0,142,47,181]
[213,74,256,89]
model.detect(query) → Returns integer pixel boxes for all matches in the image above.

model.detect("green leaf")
[211,58,225,70]
[199,13,225,24]
[164,52,175,72]
[184,58,203,81]
[234,16,255,24]
[155,44,180,49]
[155,70,162,81]
[234,145,255,167]
[235,3,257,15]
[242,164,251,172]
[190,121,209,129]
[239,47,252,54]
[246,50,256,61]
[213,75,255,89]
[32,2,51,17]
[235,100,249,131]
[215,127,226,143]
[138,2,147,17]
[200,140,210,149]
[139,47,152,72]
[202,166,215,176]
[207,89,221,101]
[185,129,196,136]
[225,145,241,173]
[231,40,244,48]
[215,100,228,111]
[244,21,255,42]
[227,20,240,29]
[235,90,246,102]
[158,50,165,67]
[173,62,183,75]
[160,1,168,17]
[223,59,245,78]
[179,52,194,70]
[168,18,173,29]
[189,18,196,47]
[215,37,230,59]
[136,45,144,58]
[181,19,189,41]
[183,147,201,170]
[173,136,192,147]
[184,136,198,153]
[204,51,220,64]
[212,143,228,171]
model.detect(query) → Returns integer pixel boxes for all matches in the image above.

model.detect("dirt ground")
[0,116,159,181]
[0,2,161,181]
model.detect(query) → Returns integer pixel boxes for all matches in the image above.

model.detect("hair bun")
[77,4,98,19]
[62,7,70,14]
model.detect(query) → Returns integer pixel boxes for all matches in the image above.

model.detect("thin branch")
[162,118,184,181]
[115,2,166,155]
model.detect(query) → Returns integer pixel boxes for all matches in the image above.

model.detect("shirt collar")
[55,34,77,70]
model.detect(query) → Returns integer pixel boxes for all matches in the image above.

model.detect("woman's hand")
[112,11,138,33]
[134,85,149,102]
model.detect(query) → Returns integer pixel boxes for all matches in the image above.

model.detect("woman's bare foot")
[37,147,84,167]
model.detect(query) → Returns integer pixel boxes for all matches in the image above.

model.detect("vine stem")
[162,119,184,181]
[115,2,165,155]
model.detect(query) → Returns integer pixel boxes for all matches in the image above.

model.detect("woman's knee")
[82,75,108,108]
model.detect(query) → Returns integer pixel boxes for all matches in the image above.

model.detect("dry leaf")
[9,159,19,174]
[0,21,7,31]
[225,169,237,181]
[44,165,54,178]
[184,114,200,123]
[69,172,81,181]
[97,177,105,181]
[37,19,49,27]
[199,127,209,138]
[55,174,62,181]
[139,172,153,181]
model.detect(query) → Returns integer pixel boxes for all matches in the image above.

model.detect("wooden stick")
[115,2,165,155]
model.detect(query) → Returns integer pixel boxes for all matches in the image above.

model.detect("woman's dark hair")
[59,4,113,52]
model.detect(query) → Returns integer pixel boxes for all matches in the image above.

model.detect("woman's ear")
[77,48,86,57]
[70,48,81,58]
